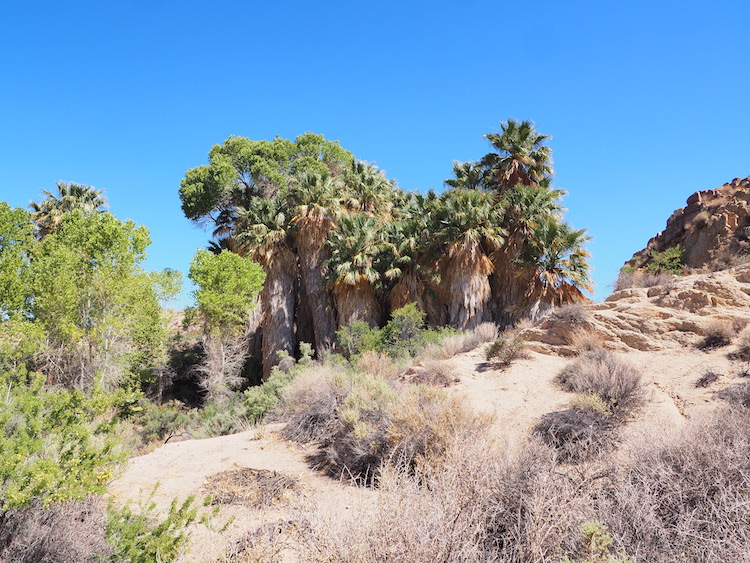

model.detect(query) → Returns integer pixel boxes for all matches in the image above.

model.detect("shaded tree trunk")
[296,220,337,353]
[439,239,493,330]
[335,277,381,328]
[261,247,297,380]
[490,237,535,328]
[388,269,425,315]
[294,259,316,350]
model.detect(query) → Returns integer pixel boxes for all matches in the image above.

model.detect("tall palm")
[491,182,566,325]
[519,218,593,319]
[344,161,395,215]
[434,189,505,330]
[380,192,437,316]
[290,170,343,353]
[327,214,383,328]
[481,118,553,194]
[29,181,107,238]
[237,197,296,380]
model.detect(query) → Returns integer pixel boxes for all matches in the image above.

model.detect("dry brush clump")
[485,329,527,368]
[613,270,676,291]
[202,468,299,508]
[697,319,736,351]
[729,325,750,360]
[421,322,500,360]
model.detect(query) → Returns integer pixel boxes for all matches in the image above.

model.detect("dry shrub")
[203,468,299,508]
[569,330,604,354]
[485,330,527,368]
[222,521,295,563]
[697,319,735,351]
[729,325,750,360]
[602,407,750,561]
[554,350,645,418]
[403,360,459,387]
[313,381,489,484]
[279,364,349,443]
[532,408,616,463]
[421,323,498,361]
[547,304,591,326]
[613,270,675,291]
[695,368,721,388]
[718,381,750,408]
[0,498,111,562]
[474,321,500,344]
[357,350,399,379]
[296,437,594,562]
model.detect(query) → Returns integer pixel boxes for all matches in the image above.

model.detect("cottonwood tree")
[188,249,264,399]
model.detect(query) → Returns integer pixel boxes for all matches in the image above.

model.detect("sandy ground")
[108,340,744,561]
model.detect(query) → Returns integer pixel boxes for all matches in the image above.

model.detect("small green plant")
[485,330,526,368]
[106,491,197,563]
[562,520,633,563]
[645,245,684,275]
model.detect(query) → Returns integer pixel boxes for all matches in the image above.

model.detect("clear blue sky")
[2,0,749,307]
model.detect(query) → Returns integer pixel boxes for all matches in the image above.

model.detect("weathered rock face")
[626,176,750,271]
[522,264,750,355]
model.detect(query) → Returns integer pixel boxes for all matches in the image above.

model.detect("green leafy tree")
[188,249,265,400]
[26,210,178,390]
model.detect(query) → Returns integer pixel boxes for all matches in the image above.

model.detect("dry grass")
[546,304,591,326]
[532,407,616,463]
[569,330,604,354]
[421,323,499,361]
[554,350,645,418]
[718,381,750,408]
[613,270,676,291]
[696,319,735,351]
[402,360,459,387]
[357,350,400,379]
[729,325,750,360]
[221,520,297,562]
[0,498,110,563]
[202,468,299,508]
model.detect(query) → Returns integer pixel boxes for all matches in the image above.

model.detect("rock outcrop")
[626,176,750,271]
[522,264,750,355]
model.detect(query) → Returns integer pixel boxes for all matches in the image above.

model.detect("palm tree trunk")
[335,277,381,328]
[296,220,337,353]
[294,258,316,349]
[440,239,493,330]
[261,247,297,380]
[490,236,534,327]
[388,269,425,314]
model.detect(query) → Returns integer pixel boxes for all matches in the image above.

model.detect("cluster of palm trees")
[180,123,592,377]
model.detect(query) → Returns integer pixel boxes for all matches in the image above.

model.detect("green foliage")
[0,203,33,319]
[381,303,427,357]
[562,521,633,563]
[243,344,313,422]
[337,320,383,357]
[25,210,175,389]
[645,245,684,274]
[188,249,264,335]
[0,368,123,511]
[106,491,197,563]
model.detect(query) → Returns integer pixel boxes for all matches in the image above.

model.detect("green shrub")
[381,303,427,357]
[562,521,633,563]
[336,320,383,357]
[645,245,684,274]
[106,492,197,563]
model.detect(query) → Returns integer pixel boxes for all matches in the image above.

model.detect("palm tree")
[237,197,296,380]
[519,218,593,319]
[29,181,107,238]
[327,213,383,328]
[290,170,343,353]
[344,161,395,215]
[481,119,553,194]
[380,192,437,316]
[434,189,505,330]
[490,182,566,325]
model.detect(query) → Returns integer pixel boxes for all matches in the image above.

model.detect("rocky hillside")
[626,176,750,271]
[522,263,750,356]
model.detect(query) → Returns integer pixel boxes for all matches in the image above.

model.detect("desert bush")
[561,521,634,563]
[0,498,111,562]
[695,368,721,388]
[601,407,750,561]
[569,330,604,353]
[404,360,459,387]
[613,269,675,291]
[554,350,645,418]
[474,321,500,343]
[485,330,526,368]
[421,323,499,361]
[546,304,591,326]
[729,325,750,360]
[718,381,750,408]
[279,364,349,443]
[532,408,616,463]
[697,319,735,350]
[645,245,684,275]
[222,522,291,562]
[357,350,399,379]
